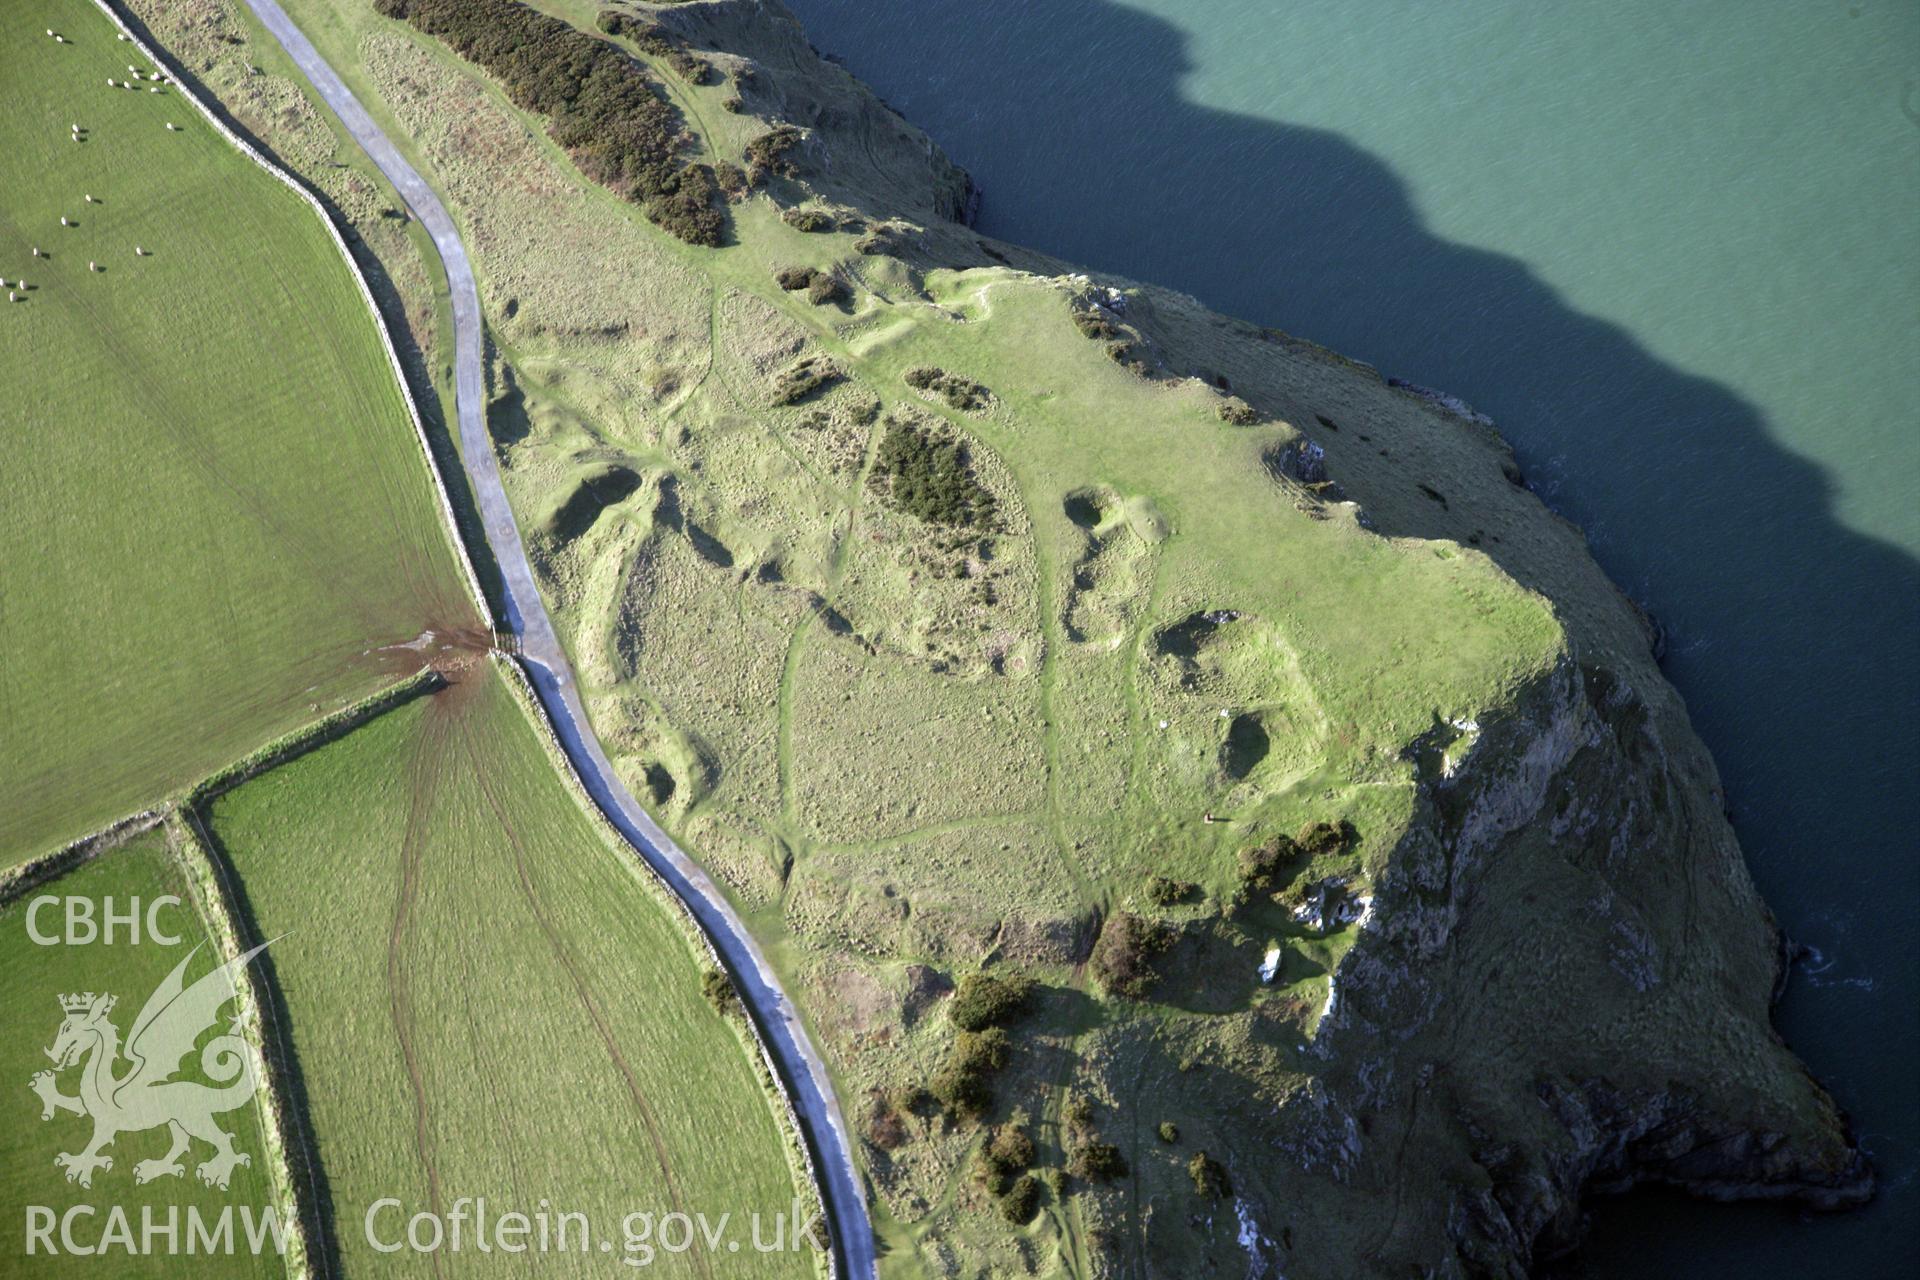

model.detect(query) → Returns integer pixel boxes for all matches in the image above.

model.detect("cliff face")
[684,5,1870,1270]
[175,0,1868,1273]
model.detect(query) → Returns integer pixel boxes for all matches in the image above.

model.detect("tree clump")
[904,366,994,412]
[770,355,843,406]
[871,419,997,530]
[376,0,727,246]
[1090,912,1176,998]
[948,971,1035,1032]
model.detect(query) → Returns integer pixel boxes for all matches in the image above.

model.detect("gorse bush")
[872,420,997,530]
[594,10,711,81]
[984,1125,1036,1174]
[745,126,805,181]
[904,366,993,412]
[1237,833,1301,891]
[1298,818,1359,858]
[1218,397,1259,425]
[929,1027,1011,1121]
[1144,874,1197,907]
[1000,1173,1041,1224]
[772,266,849,307]
[1188,1151,1231,1199]
[377,0,726,246]
[770,356,843,406]
[1091,912,1175,998]
[1068,1140,1128,1183]
[700,968,737,1016]
[783,207,834,232]
[948,971,1034,1032]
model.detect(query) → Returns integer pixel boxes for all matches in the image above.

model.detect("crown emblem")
[58,992,114,1017]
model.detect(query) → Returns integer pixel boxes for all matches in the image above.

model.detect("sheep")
[31,247,42,258]
[149,87,162,95]
[88,261,100,273]
[8,292,18,304]
[107,77,117,87]
[60,216,71,227]
[134,246,147,257]
[165,122,178,132]
[84,194,96,203]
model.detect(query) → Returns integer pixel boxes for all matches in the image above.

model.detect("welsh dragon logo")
[29,941,270,1191]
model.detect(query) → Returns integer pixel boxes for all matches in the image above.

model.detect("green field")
[0,829,291,1277]
[0,0,477,861]
[202,662,814,1276]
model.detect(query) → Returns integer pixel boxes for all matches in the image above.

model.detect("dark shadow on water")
[789,0,1919,1272]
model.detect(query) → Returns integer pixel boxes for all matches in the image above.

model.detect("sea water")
[785,0,1920,1272]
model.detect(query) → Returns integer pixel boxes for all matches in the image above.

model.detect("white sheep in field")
[88,262,100,273]
[165,122,178,132]
[134,246,147,257]
[59,216,71,227]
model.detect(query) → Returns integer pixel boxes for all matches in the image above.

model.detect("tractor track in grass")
[464,708,716,1280]
[234,2,876,1274]
[387,679,455,1280]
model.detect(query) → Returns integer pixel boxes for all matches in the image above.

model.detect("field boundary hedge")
[94,0,493,628]
[0,807,165,906]
[184,666,444,808]
[173,810,320,1280]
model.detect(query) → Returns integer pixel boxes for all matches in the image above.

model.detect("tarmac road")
[231,2,876,1274]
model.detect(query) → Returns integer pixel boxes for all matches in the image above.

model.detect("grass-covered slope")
[0,0,476,861]
[0,828,289,1279]
[202,662,814,1277]
[174,1,1869,1275]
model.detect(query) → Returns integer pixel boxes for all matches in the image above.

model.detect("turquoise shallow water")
[787,0,1920,1271]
